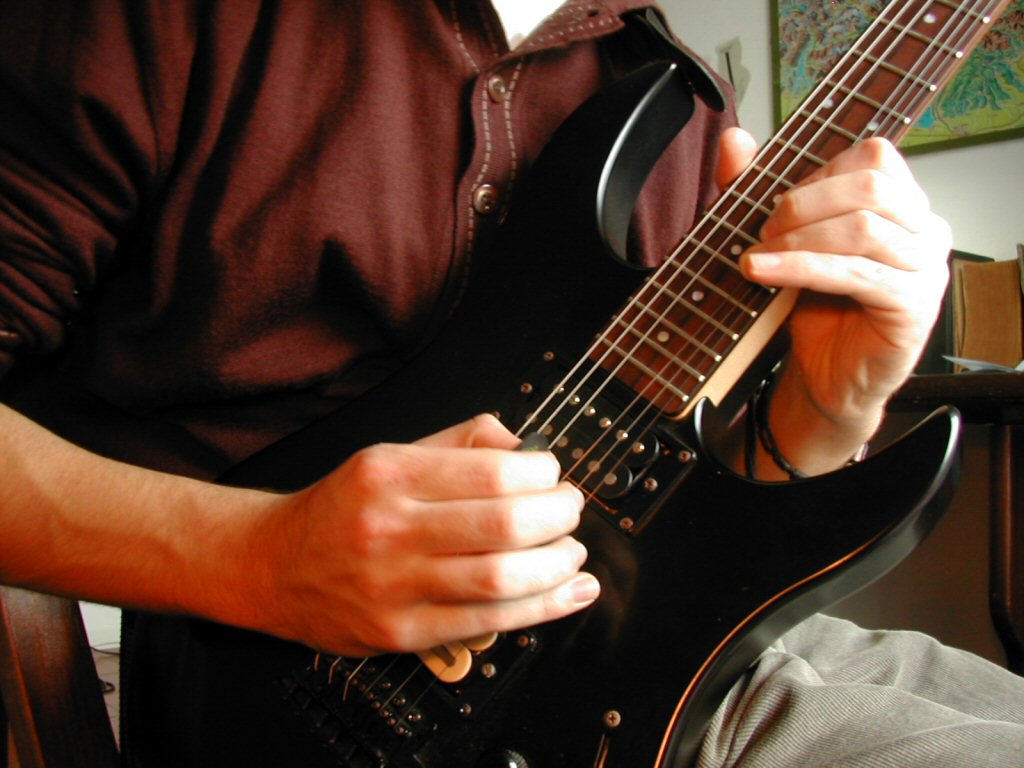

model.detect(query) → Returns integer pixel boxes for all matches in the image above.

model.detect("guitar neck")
[603,0,1012,418]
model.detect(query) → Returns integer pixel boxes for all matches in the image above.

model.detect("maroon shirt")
[0,0,734,481]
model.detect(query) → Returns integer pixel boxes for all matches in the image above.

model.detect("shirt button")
[486,74,509,103]
[473,184,500,215]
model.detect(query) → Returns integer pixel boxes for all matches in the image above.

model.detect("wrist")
[751,362,882,479]
[176,482,292,634]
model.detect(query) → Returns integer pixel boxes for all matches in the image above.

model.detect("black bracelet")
[753,368,809,481]
[746,367,871,481]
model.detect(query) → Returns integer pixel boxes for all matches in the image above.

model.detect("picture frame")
[771,0,1024,155]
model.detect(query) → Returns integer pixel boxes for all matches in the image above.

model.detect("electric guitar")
[191,2,1009,765]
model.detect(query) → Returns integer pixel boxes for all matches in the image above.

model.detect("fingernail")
[747,252,782,272]
[569,574,600,606]
[565,483,585,508]
[518,451,560,485]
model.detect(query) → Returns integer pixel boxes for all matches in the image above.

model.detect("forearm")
[0,403,277,629]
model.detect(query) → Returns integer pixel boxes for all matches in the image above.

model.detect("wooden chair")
[0,586,118,768]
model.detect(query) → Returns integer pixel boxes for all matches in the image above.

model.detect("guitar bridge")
[281,630,538,764]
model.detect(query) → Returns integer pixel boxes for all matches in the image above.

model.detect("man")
[1,1,1021,765]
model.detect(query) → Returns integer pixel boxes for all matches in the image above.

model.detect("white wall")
[662,0,1023,260]
[82,601,121,650]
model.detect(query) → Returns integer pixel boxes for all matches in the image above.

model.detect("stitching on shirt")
[464,82,495,278]
[531,16,615,45]
[522,2,618,50]
[499,60,526,218]
[448,0,481,73]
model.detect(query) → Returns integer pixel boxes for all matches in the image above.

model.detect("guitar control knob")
[476,748,529,768]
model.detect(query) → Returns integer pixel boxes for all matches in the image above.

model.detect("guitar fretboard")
[590,0,1011,417]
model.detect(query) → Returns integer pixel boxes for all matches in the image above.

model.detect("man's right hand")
[251,414,598,657]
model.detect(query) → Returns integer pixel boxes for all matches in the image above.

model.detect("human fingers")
[793,136,917,187]
[370,572,601,653]
[748,207,949,291]
[745,197,950,283]
[397,481,585,555]
[414,413,520,450]
[377,535,589,605]
[716,126,759,189]
[341,440,562,508]
[759,172,935,269]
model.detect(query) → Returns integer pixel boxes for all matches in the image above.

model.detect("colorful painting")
[772,0,1024,153]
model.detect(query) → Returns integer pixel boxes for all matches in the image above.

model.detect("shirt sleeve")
[0,0,187,376]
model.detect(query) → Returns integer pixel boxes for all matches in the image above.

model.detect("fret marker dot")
[730,244,743,256]
[691,290,705,302]
[867,120,880,132]
[924,12,937,23]
[657,330,671,343]
[822,97,835,109]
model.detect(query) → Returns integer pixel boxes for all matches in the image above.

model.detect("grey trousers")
[697,614,1024,767]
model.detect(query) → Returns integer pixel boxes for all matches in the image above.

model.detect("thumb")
[414,414,521,450]
[716,126,759,189]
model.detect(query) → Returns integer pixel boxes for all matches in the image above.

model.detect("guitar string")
[579,0,997,480]
[308,0,1002,712]
[521,0,948,498]
[308,5,1007,741]
[477,0,999,729]
[514,0,925,451]
[525,0,996,499]
[875,1,1001,137]
[379,663,429,725]
[516,0,905,471]
[342,657,369,702]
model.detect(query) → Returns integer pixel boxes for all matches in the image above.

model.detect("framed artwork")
[771,0,1024,154]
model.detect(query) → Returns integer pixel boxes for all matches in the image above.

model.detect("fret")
[798,110,860,143]
[672,297,740,341]
[629,278,744,342]
[784,145,828,167]
[884,19,961,55]
[594,337,693,404]
[821,81,914,126]
[601,322,707,383]
[678,235,748,275]
[934,0,993,22]
[747,164,795,191]
[702,212,759,246]
[665,258,761,319]
[620,306,724,363]
[860,53,938,92]
[722,187,773,218]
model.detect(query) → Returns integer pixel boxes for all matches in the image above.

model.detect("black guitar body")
[193,62,960,768]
